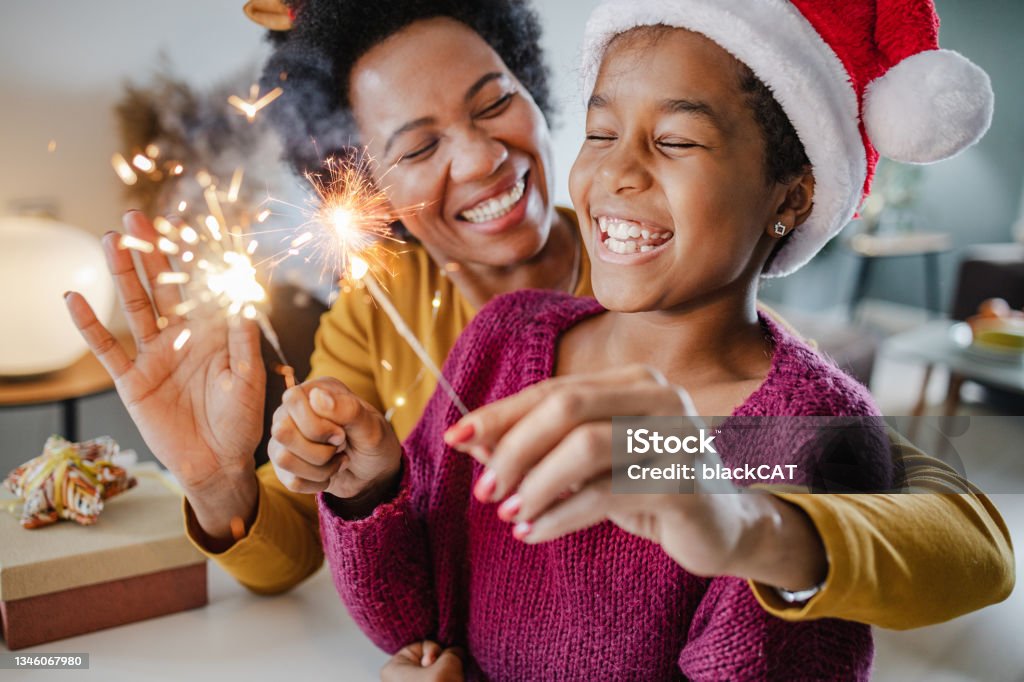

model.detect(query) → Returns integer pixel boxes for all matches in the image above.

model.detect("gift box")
[0,464,207,649]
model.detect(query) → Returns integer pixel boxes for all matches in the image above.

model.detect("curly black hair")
[260,0,554,179]
[738,64,810,186]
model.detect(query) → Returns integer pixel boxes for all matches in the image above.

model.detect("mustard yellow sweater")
[186,210,1013,630]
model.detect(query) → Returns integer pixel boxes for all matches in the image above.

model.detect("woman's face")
[349,17,557,268]
[569,28,796,313]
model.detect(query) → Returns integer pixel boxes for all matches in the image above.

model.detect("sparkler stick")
[353,258,468,416]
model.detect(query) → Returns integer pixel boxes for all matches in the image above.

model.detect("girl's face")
[570,28,797,313]
[349,17,557,268]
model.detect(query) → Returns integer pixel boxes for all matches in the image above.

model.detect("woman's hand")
[444,365,827,591]
[65,212,265,542]
[380,641,464,682]
[268,376,402,502]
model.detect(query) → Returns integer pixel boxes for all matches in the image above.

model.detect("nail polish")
[444,421,475,445]
[513,521,533,541]
[474,469,496,502]
[497,494,521,522]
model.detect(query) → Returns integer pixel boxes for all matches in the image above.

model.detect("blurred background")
[0,1,1022,679]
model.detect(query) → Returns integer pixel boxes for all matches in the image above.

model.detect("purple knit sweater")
[319,291,890,681]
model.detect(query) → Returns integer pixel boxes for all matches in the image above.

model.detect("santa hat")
[580,0,994,277]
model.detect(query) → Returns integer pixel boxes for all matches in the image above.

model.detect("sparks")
[132,154,156,173]
[227,167,244,203]
[276,153,409,285]
[173,329,192,351]
[228,86,283,122]
[111,153,138,185]
[119,234,154,253]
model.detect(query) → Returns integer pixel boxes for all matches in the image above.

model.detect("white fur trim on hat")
[864,49,994,164]
[580,0,865,277]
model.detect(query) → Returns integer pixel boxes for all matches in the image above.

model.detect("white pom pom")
[864,49,994,164]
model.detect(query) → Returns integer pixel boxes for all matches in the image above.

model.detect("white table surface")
[1,562,389,681]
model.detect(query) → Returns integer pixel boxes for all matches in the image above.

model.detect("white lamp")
[0,215,115,377]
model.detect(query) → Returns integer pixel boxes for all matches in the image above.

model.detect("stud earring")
[773,221,787,237]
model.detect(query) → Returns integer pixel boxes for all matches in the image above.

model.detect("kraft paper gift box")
[0,464,207,650]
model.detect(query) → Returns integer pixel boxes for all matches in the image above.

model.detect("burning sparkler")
[115,167,294,387]
[274,153,467,415]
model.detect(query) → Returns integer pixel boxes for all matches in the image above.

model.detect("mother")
[67,0,1010,652]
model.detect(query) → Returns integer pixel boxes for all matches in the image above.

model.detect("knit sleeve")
[317,451,436,654]
[678,576,873,681]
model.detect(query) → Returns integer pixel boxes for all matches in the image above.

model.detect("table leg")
[849,256,874,320]
[924,252,941,316]
[61,398,78,442]
[944,372,964,417]
[912,363,934,417]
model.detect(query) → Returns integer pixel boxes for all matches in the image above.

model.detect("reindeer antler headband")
[243,0,295,31]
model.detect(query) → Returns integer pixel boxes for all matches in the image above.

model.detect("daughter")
[299,0,992,678]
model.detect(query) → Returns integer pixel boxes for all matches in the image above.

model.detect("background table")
[0,336,132,442]
[880,319,1024,415]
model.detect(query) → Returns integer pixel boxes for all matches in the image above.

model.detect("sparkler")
[278,153,467,416]
[110,79,297,387]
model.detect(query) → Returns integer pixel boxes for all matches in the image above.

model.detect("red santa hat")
[580,0,994,277]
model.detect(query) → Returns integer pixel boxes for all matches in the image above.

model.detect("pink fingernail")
[513,521,533,541]
[328,433,345,448]
[474,469,496,502]
[497,494,521,522]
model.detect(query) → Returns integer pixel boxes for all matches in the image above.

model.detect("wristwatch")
[774,582,823,604]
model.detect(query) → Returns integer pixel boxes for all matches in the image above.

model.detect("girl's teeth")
[460,178,526,223]
[598,217,672,255]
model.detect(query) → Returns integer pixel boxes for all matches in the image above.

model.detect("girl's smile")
[594,214,674,264]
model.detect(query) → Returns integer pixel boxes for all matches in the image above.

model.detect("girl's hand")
[380,641,465,682]
[445,365,827,590]
[268,376,402,501]
[65,212,265,542]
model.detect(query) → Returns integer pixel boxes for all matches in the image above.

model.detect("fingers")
[517,477,612,544]
[270,402,340,468]
[227,317,264,383]
[284,384,350,449]
[122,211,183,321]
[420,640,443,666]
[267,435,344,484]
[499,423,612,524]
[64,291,132,380]
[304,378,389,452]
[446,365,654,453]
[102,231,160,345]
[381,641,464,682]
[458,369,675,502]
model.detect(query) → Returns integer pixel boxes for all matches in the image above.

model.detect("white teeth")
[597,216,673,256]
[460,177,526,223]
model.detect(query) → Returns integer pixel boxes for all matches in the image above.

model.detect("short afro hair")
[261,0,554,178]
